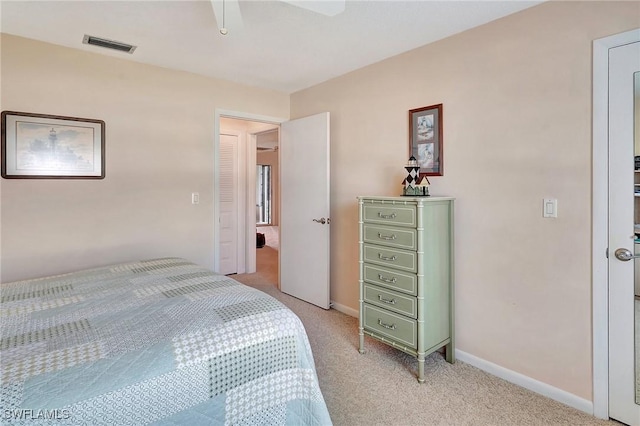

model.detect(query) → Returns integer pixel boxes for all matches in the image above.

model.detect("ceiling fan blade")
[210,0,244,33]
[280,0,345,17]
[210,0,344,35]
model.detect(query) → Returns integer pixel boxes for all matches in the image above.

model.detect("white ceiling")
[0,0,543,94]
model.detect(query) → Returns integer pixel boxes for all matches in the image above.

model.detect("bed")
[0,257,332,425]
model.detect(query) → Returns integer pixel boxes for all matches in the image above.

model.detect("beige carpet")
[232,274,614,426]
[253,245,278,285]
[251,225,279,286]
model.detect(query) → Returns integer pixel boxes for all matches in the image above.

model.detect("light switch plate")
[192,192,200,205]
[543,198,557,218]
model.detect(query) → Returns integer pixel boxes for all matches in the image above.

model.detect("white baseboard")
[330,301,358,317]
[455,350,593,415]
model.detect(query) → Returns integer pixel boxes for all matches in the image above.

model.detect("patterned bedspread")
[0,258,332,425]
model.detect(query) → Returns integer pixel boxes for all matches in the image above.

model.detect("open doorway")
[255,128,279,285]
[218,116,280,288]
[216,110,331,309]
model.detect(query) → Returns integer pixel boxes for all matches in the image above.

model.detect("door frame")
[592,28,640,420]
[213,109,286,274]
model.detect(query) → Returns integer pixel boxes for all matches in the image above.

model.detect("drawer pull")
[378,253,397,261]
[377,212,397,220]
[377,319,396,330]
[378,274,397,284]
[377,294,396,305]
[377,232,397,240]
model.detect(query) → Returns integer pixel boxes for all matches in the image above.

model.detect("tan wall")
[291,1,640,401]
[0,34,289,282]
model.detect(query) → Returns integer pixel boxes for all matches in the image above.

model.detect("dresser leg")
[445,342,455,363]
[417,354,425,383]
[358,328,365,354]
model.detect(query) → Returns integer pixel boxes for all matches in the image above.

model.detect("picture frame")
[1,111,105,179]
[409,103,443,176]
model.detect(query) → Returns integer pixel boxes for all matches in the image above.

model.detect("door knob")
[614,248,640,261]
[313,218,327,225]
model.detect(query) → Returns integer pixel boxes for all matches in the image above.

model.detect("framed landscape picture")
[1,111,105,179]
[409,103,443,176]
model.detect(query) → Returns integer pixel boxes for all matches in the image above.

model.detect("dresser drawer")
[363,244,416,273]
[363,264,417,295]
[362,204,416,228]
[363,224,416,251]
[363,304,417,349]
[364,284,417,318]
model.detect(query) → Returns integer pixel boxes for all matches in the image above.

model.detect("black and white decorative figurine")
[402,156,430,196]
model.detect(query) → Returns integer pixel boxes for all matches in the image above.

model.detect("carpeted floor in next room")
[233,266,614,425]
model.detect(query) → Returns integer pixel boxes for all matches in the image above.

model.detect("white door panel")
[609,40,640,426]
[219,134,239,275]
[280,112,330,309]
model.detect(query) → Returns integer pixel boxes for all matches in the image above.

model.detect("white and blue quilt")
[0,258,332,425]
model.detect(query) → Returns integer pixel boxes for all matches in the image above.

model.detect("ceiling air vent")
[82,35,137,54]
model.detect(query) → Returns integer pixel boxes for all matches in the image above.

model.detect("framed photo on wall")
[409,103,443,176]
[1,111,105,179]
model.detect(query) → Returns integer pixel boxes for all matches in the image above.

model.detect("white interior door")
[609,40,640,426]
[280,112,330,309]
[219,133,239,275]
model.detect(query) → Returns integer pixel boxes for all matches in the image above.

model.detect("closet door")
[219,133,239,275]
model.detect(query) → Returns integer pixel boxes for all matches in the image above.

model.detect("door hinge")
[605,247,609,258]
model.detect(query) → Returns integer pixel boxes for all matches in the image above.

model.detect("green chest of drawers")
[358,196,455,383]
